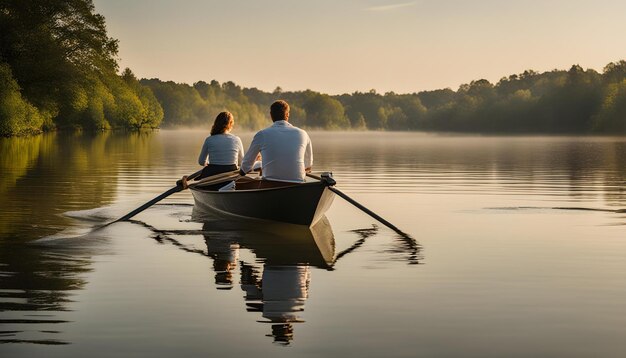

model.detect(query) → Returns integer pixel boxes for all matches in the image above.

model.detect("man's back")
[241,120,312,182]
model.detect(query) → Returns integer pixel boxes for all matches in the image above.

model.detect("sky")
[93,0,626,95]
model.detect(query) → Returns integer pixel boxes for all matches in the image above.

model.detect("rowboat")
[189,172,336,227]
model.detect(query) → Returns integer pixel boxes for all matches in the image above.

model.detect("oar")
[112,170,240,223]
[307,173,411,238]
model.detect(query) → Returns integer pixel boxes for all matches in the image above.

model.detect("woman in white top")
[196,111,244,180]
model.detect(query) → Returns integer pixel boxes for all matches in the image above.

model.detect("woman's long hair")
[210,111,234,135]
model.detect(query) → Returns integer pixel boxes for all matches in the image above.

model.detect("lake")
[1,130,625,357]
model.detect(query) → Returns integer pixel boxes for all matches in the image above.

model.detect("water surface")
[1,130,625,357]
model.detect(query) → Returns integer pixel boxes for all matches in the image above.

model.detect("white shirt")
[198,133,244,166]
[241,121,313,182]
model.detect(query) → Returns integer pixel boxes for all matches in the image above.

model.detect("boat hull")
[190,181,335,226]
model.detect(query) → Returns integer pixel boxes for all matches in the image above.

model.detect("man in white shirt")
[240,100,312,182]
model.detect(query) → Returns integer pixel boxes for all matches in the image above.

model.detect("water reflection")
[0,131,163,239]
[143,213,421,345]
[201,218,334,345]
[0,242,93,345]
[0,131,159,346]
[340,225,422,266]
[205,236,239,290]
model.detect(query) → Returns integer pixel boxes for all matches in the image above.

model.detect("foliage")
[0,0,163,134]
[0,63,45,136]
[140,64,626,134]
[593,79,626,133]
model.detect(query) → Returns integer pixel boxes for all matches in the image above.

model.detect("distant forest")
[2,0,626,136]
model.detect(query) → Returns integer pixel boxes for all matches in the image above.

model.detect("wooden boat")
[189,172,336,227]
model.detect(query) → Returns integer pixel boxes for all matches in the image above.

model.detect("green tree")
[0,0,161,132]
[121,68,163,128]
[385,93,426,129]
[0,0,118,112]
[0,63,44,136]
[593,79,626,133]
[302,92,349,129]
[603,61,626,84]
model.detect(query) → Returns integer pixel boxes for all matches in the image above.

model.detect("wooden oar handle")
[187,171,241,189]
[177,169,204,188]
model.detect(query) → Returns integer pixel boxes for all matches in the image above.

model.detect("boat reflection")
[146,211,421,345]
[201,217,335,345]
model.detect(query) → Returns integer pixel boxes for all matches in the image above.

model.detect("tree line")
[142,62,626,134]
[2,0,625,136]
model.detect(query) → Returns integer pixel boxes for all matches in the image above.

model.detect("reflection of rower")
[261,265,309,323]
[240,262,263,310]
[203,234,239,289]
[260,264,310,345]
[239,261,310,345]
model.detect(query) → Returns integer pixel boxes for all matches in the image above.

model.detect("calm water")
[1,130,625,357]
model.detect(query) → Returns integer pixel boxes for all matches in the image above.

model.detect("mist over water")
[0,130,625,357]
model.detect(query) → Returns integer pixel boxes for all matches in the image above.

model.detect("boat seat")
[235,178,300,191]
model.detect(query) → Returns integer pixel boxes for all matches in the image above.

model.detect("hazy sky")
[93,0,626,95]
